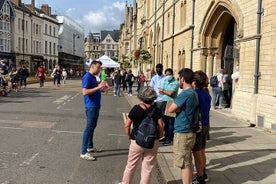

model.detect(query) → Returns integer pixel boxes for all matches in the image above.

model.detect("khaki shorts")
[193,125,210,151]
[173,132,196,169]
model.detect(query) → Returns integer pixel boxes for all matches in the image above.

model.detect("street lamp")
[73,33,80,55]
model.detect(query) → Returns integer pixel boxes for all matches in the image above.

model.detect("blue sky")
[22,0,126,35]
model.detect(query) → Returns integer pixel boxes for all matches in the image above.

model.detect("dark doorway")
[221,18,235,75]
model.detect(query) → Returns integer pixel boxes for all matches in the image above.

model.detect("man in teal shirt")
[159,68,179,145]
[168,68,198,184]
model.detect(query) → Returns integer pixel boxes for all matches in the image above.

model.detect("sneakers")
[203,173,209,182]
[163,140,172,146]
[159,137,167,142]
[87,147,102,153]
[192,175,206,184]
[80,153,96,161]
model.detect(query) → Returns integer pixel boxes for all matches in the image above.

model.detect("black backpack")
[191,104,202,133]
[135,106,157,149]
[210,75,218,87]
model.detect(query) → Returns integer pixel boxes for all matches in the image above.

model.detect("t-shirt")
[82,72,101,108]
[162,76,179,101]
[195,89,211,126]
[174,88,198,133]
[128,104,162,140]
[101,71,107,81]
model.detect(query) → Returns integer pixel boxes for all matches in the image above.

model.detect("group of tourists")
[0,59,29,93]
[80,60,212,184]
[35,65,75,88]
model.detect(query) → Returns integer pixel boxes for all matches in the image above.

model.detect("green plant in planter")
[130,49,152,65]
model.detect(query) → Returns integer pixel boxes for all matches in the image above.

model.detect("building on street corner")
[119,0,276,132]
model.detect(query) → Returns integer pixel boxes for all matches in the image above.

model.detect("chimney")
[11,0,22,6]
[31,0,35,11]
[41,4,51,16]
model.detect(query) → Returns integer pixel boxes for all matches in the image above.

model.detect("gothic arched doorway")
[199,1,243,108]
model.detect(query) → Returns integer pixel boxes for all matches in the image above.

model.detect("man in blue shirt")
[168,68,198,184]
[80,60,107,161]
[150,64,166,108]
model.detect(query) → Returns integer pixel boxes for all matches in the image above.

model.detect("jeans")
[63,76,67,84]
[127,82,133,94]
[20,76,27,87]
[39,80,44,87]
[212,87,223,107]
[81,107,100,154]
[115,84,121,96]
[161,101,174,141]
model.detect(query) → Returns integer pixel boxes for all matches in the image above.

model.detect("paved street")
[0,80,164,184]
[125,86,276,184]
[1,79,275,184]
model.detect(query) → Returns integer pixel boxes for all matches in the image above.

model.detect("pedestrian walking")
[211,69,224,109]
[192,70,211,184]
[19,65,29,89]
[114,70,123,96]
[62,68,68,85]
[136,71,145,92]
[80,60,106,161]
[36,64,46,87]
[52,65,62,87]
[126,70,134,96]
[168,68,198,184]
[222,69,231,108]
[121,86,164,184]
[122,69,128,92]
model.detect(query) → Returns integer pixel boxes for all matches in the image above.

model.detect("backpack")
[210,75,218,87]
[135,106,158,149]
[190,104,202,133]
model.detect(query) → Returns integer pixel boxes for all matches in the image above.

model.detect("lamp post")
[73,33,79,56]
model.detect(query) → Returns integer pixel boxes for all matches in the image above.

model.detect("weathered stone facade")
[119,0,276,131]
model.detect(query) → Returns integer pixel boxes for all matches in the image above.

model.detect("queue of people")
[80,60,214,184]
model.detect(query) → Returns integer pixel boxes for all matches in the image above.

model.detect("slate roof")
[101,30,120,42]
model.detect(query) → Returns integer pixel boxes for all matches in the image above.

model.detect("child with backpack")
[121,86,164,184]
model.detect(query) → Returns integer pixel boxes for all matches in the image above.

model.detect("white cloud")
[83,1,125,33]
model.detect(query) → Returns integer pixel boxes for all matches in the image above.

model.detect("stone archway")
[199,1,244,107]
[199,1,243,76]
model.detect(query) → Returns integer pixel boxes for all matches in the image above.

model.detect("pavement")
[22,80,276,183]
[124,88,276,184]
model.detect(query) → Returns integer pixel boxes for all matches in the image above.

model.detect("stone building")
[0,0,15,63]
[101,30,120,58]
[84,32,101,60]
[119,0,276,131]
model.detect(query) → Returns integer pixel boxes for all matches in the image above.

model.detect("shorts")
[173,132,196,169]
[193,125,210,151]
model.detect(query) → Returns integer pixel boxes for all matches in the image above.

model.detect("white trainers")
[87,147,102,153]
[80,153,96,161]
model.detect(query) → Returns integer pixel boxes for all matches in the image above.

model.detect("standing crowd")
[80,60,228,184]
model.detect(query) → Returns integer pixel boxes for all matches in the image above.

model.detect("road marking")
[53,95,72,104]
[52,130,82,134]
[47,136,55,143]
[19,153,39,167]
[0,126,24,130]
[54,93,81,110]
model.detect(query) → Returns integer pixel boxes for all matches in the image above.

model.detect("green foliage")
[130,49,152,64]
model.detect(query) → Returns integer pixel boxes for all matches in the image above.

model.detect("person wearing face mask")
[150,64,166,109]
[159,68,179,145]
